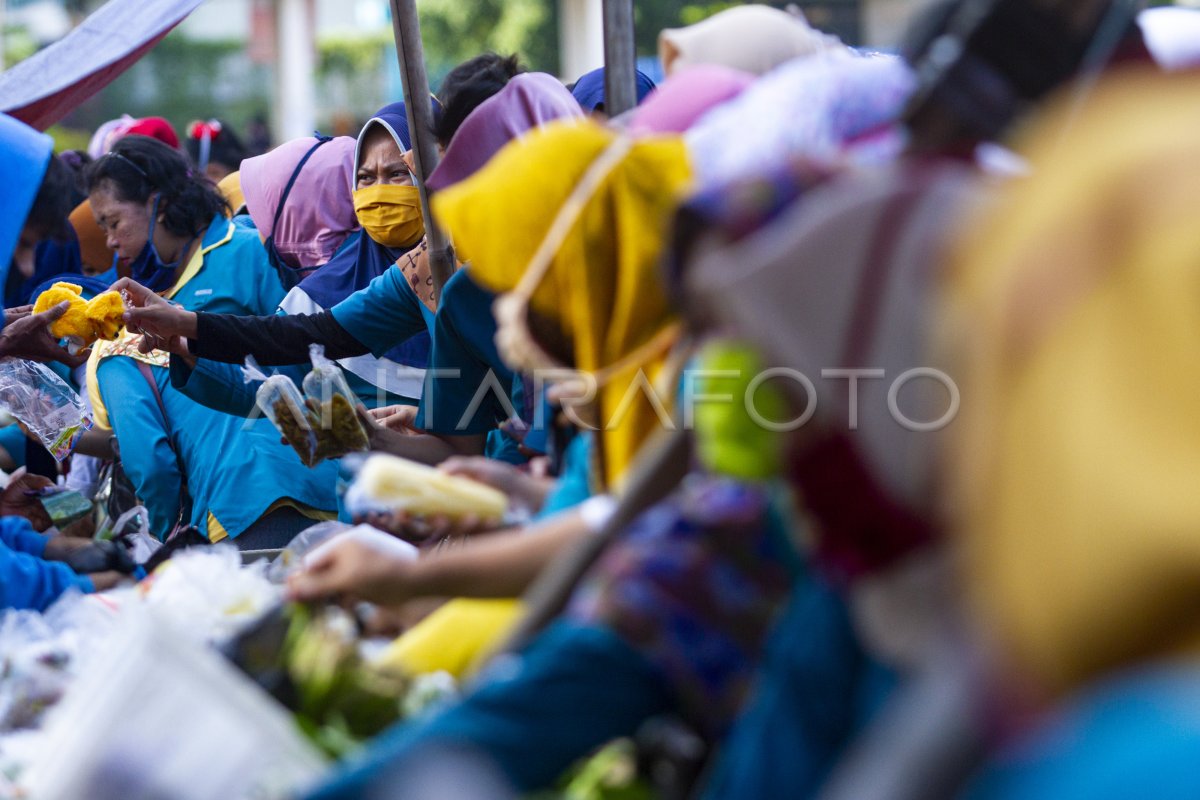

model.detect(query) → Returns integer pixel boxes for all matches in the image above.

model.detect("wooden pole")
[601,0,637,116]
[388,0,456,294]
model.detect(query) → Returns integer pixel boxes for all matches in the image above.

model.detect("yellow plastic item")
[355,453,509,521]
[32,282,126,347]
[372,599,524,678]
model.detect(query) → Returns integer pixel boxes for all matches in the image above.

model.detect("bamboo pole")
[388,0,456,293]
[601,0,637,116]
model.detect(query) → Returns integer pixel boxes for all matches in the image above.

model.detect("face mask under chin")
[130,196,185,292]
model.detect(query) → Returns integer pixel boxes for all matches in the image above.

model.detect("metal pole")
[601,0,637,116]
[388,0,456,294]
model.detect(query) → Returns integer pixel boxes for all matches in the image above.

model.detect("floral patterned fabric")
[568,476,796,734]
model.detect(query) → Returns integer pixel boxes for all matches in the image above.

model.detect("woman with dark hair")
[83,135,338,549]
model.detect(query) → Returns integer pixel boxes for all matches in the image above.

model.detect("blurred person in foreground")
[0,112,136,606]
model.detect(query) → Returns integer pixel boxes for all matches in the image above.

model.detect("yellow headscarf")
[433,120,693,489]
[217,170,245,216]
[947,69,1200,696]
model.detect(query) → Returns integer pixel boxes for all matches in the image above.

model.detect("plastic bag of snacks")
[245,349,369,468]
[244,357,319,467]
[22,609,327,800]
[301,345,369,462]
[0,359,92,460]
[345,453,509,523]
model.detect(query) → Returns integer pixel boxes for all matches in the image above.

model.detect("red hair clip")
[188,119,223,142]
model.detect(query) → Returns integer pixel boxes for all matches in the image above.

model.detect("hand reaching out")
[110,278,198,356]
[369,404,422,433]
[287,528,421,607]
[0,469,54,531]
[0,302,89,366]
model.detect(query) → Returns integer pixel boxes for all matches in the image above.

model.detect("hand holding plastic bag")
[244,356,319,466]
[344,453,509,522]
[302,345,370,461]
[244,347,369,467]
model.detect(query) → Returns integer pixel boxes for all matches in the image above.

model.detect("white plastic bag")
[22,608,327,800]
[0,359,92,460]
[110,505,162,565]
[0,589,124,734]
[140,545,282,644]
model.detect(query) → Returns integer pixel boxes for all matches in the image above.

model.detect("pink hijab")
[426,72,583,192]
[240,135,359,269]
[629,64,755,135]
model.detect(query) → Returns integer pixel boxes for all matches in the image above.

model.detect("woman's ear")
[147,193,164,222]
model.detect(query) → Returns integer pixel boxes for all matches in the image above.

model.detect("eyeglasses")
[104,151,150,181]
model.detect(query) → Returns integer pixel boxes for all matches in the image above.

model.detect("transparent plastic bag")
[98,504,162,566]
[343,453,509,522]
[267,522,418,584]
[245,349,368,468]
[141,545,281,645]
[244,357,319,467]
[0,589,124,734]
[302,345,369,462]
[265,520,350,583]
[22,609,327,800]
[0,359,92,461]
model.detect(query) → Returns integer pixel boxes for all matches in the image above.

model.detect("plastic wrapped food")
[32,282,125,351]
[346,453,509,521]
[246,350,368,468]
[245,358,319,467]
[302,345,369,460]
[0,359,92,461]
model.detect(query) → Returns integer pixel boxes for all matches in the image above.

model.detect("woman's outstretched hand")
[111,278,198,356]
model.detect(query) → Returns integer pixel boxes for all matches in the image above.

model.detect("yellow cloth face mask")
[354,184,424,248]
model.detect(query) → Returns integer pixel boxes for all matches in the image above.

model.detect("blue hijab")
[570,67,656,112]
[0,113,54,308]
[291,101,434,368]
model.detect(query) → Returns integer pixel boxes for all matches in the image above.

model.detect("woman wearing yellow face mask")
[117,102,442,427]
[352,150,424,251]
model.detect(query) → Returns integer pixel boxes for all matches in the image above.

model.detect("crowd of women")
[3,0,1200,796]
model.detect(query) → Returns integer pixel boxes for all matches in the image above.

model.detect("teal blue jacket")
[93,217,338,541]
[171,234,434,417]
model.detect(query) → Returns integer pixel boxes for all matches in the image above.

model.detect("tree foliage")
[417,0,559,80]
